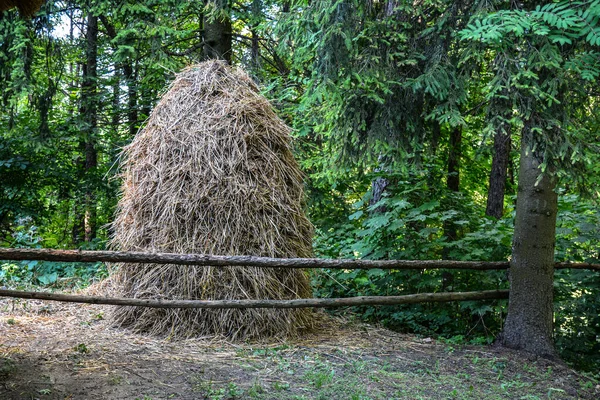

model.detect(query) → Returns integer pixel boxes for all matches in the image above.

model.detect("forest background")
[0,0,599,372]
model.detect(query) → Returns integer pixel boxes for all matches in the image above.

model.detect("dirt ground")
[0,298,598,400]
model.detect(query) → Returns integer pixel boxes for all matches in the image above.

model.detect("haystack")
[108,61,315,340]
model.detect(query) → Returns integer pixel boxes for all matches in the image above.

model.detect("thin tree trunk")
[250,0,261,69]
[501,119,558,357]
[79,11,98,243]
[446,126,462,192]
[123,63,138,137]
[71,200,84,244]
[486,123,511,218]
[369,154,389,214]
[250,29,260,68]
[369,176,389,211]
[485,59,512,219]
[111,70,120,131]
[442,125,462,286]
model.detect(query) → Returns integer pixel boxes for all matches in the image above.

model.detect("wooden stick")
[0,248,509,270]
[0,248,598,271]
[0,289,509,309]
[554,261,600,271]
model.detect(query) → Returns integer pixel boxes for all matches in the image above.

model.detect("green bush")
[312,178,600,371]
[1,218,107,288]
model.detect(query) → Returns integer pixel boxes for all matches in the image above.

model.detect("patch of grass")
[0,358,16,378]
[304,363,335,389]
[247,381,265,398]
[184,342,598,400]
[74,343,89,354]
[271,381,290,391]
[108,373,124,386]
[191,377,245,400]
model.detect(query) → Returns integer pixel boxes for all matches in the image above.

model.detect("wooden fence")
[0,248,597,309]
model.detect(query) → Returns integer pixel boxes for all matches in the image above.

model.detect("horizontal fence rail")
[0,248,596,309]
[0,289,509,309]
[1,248,599,271]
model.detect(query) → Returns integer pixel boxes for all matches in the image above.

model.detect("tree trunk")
[369,176,389,211]
[123,63,138,137]
[501,120,558,357]
[111,69,120,131]
[485,123,511,218]
[203,2,232,63]
[442,125,462,286]
[250,0,261,69]
[79,10,98,243]
[446,126,462,192]
[442,126,462,243]
[369,154,389,214]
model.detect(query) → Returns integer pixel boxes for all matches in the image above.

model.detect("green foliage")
[554,194,600,371]
[276,0,466,166]
[460,1,600,47]
[460,0,600,180]
[311,164,512,341]
[0,218,107,288]
[311,168,600,369]
[0,259,107,288]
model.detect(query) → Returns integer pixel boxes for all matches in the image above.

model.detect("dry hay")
[107,60,315,340]
[0,0,45,16]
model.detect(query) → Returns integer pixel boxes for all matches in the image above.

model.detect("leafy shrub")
[554,195,600,371]
[312,176,600,371]
[1,218,107,288]
[312,172,511,341]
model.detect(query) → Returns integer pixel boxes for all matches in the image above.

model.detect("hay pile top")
[108,60,314,340]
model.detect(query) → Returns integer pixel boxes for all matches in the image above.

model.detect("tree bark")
[0,288,509,309]
[485,123,511,218]
[368,155,389,214]
[80,11,98,243]
[250,0,261,69]
[441,125,462,286]
[203,2,232,63]
[501,120,558,357]
[446,126,462,192]
[122,63,138,137]
[486,53,514,219]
